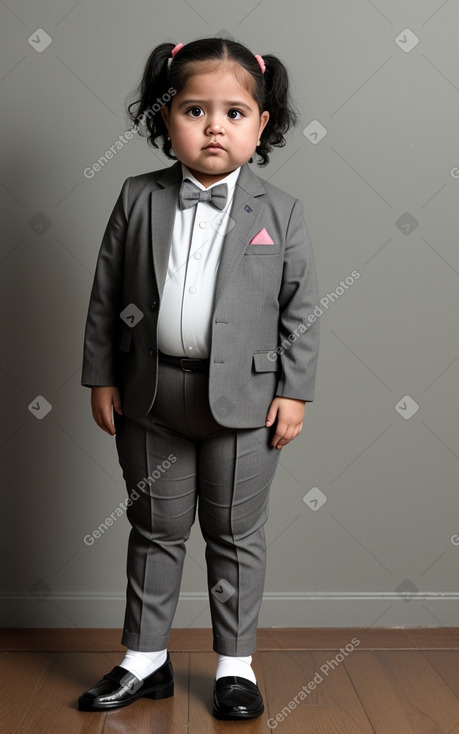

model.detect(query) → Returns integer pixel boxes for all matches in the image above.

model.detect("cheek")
[172,120,197,139]
[243,120,261,138]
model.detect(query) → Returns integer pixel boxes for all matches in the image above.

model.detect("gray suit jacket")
[81,161,319,428]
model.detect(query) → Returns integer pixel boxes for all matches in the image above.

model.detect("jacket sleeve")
[81,177,131,387]
[275,197,320,402]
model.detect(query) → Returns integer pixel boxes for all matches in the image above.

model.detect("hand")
[91,386,123,436]
[265,396,306,450]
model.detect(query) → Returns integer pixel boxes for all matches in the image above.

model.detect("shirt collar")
[181,163,241,192]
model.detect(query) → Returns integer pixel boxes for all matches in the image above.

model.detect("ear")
[258,110,269,138]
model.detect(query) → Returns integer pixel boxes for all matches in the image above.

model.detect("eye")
[227,109,244,120]
[186,106,204,117]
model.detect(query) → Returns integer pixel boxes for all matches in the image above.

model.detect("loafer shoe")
[78,652,174,711]
[213,675,264,720]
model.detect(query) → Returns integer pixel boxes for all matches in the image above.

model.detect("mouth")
[203,142,225,150]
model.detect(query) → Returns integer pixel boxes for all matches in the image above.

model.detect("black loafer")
[78,652,174,711]
[213,675,264,720]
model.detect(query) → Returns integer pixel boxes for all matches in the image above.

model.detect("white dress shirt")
[157,163,241,358]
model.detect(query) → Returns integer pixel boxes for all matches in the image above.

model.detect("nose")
[205,112,224,135]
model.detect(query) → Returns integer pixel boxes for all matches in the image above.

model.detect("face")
[161,62,269,187]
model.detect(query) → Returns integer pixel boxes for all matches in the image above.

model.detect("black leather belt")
[158,349,210,372]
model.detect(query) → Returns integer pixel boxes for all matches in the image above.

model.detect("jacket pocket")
[119,329,133,353]
[244,244,280,255]
[252,350,279,372]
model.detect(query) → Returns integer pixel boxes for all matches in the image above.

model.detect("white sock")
[215,654,256,684]
[120,648,167,680]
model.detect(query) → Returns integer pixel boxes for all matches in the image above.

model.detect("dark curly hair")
[125,37,299,166]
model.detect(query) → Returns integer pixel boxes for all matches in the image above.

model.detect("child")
[78,37,319,720]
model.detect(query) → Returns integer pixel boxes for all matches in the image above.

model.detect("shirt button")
[189,286,197,294]
[194,252,202,259]
[199,220,207,229]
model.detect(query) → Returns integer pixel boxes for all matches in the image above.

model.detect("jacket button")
[151,301,158,310]
[149,347,156,357]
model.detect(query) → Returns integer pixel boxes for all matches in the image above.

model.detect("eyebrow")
[178,99,253,111]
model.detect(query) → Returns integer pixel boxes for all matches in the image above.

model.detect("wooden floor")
[1,628,459,733]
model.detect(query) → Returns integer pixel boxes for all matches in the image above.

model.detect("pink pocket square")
[249,228,275,245]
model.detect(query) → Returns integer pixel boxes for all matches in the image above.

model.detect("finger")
[92,407,103,430]
[102,407,116,435]
[272,426,297,448]
[94,406,115,435]
[271,429,286,448]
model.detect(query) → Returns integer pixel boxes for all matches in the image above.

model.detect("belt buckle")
[180,358,200,372]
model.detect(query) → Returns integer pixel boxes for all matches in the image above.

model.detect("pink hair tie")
[171,42,184,58]
[168,43,184,70]
[254,54,266,73]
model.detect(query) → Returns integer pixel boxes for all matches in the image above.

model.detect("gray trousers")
[114,356,281,656]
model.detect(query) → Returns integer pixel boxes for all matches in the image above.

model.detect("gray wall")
[1,1,458,630]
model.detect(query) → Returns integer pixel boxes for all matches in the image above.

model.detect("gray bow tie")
[179,179,228,211]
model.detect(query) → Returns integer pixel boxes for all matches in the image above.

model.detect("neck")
[185,167,237,188]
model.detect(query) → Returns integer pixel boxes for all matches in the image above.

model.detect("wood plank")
[422,650,459,696]
[0,627,215,652]
[0,628,125,652]
[267,704,376,734]
[404,626,459,649]
[0,652,55,733]
[2,627,459,652]
[344,650,459,733]
[258,627,459,650]
[12,651,122,734]
[257,627,414,651]
[169,627,214,651]
[261,650,374,733]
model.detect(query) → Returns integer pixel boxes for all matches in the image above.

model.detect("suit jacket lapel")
[213,162,266,307]
[150,161,182,300]
[150,160,267,306]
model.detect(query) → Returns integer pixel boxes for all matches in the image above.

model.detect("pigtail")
[255,54,299,166]
[125,42,176,159]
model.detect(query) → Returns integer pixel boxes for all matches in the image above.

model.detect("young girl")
[78,37,319,720]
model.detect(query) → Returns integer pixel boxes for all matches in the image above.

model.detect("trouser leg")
[114,376,199,651]
[197,423,281,656]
